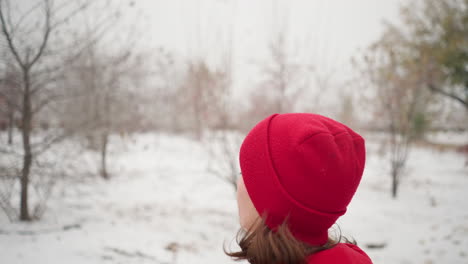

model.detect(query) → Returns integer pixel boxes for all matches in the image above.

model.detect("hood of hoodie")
[307,243,373,264]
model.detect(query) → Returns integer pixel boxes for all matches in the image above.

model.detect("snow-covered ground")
[340,131,468,264]
[0,131,467,264]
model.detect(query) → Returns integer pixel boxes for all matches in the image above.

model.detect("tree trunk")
[391,163,399,199]
[7,105,14,145]
[194,100,202,141]
[20,70,32,221]
[391,174,398,198]
[100,132,109,179]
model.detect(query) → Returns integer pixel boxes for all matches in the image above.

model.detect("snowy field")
[0,132,467,264]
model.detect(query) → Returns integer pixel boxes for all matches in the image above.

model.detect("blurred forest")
[0,0,466,221]
[0,1,467,264]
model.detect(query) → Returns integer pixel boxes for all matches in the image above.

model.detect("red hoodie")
[307,243,373,264]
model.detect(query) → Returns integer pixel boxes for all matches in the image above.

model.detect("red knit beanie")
[239,113,366,246]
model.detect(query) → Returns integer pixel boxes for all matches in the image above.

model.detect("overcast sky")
[128,0,404,106]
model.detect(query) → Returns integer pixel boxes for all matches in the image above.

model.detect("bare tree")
[204,19,243,191]
[63,43,141,179]
[0,0,125,220]
[206,130,242,191]
[0,62,21,144]
[357,26,434,198]
[175,0,242,190]
[149,48,179,131]
[0,0,55,220]
[250,8,316,125]
[177,60,227,140]
[256,29,308,114]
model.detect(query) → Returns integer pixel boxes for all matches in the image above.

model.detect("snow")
[1,132,467,264]
[425,131,468,146]
[339,136,468,264]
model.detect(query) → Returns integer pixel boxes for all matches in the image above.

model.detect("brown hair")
[225,216,356,264]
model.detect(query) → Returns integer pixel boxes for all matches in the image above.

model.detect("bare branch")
[428,83,467,109]
[31,92,64,114]
[49,1,90,30]
[10,1,43,36]
[33,117,100,156]
[0,91,21,112]
[0,0,25,68]
[29,0,52,68]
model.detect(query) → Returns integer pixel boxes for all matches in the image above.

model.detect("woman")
[226,113,373,264]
